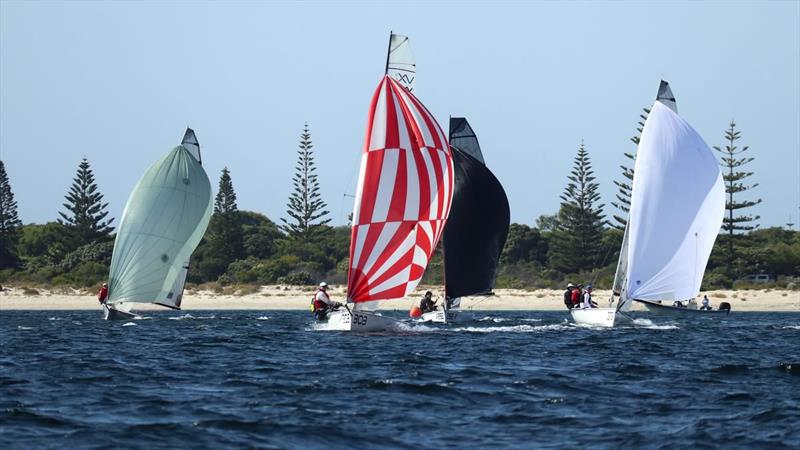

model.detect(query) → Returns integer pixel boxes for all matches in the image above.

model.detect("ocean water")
[1,309,799,449]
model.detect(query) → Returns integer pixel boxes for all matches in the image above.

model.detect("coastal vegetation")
[0,121,797,292]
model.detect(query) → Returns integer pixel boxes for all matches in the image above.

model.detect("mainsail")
[385,33,416,92]
[620,83,724,306]
[449,117,485,164]
[347,75,453,304]
[107,128,213,308]
[443,117,510,299]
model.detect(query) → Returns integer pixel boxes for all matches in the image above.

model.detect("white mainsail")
[106,129,213,309]
[385,33,416,92]
[621,90,724,306]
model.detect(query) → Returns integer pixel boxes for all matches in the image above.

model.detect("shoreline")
[1,285,798,312]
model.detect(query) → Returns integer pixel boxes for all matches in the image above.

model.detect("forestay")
[623,101,724,303]
[107,129,213,307]
[347,76,454,304]
[443,118,509,299]
[386,33,416,92]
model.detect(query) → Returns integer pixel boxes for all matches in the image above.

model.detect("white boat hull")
[103,304,139,321]
[418,309,473,323]
[318,309,396,332]
[635,299,731,317]
[570,307,616,327]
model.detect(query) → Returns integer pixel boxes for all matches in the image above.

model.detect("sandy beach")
[1,284,798,312]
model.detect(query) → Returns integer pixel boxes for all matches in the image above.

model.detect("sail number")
[352,313,369,326]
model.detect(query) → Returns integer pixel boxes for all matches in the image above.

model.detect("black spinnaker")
[443,118,510,299]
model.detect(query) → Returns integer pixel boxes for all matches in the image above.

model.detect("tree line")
[0,117,797,291]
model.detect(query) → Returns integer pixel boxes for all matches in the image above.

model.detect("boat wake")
[452,324,572,333]
[168,314,217,320]
[631,318,679,330]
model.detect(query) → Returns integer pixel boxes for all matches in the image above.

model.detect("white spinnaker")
[624,101,724,302]
[386,34,416,92]
[107,144,213,307]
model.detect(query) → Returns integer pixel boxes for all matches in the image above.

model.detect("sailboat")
[322,74,454,331]
[417,117,510,323]
[103,128,213,320]
[570,80,725,327]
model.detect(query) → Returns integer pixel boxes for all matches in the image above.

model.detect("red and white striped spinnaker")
[347,76,454,303]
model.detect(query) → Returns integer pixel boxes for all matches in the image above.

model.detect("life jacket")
[312,289,329,311]
[570,290,581,304]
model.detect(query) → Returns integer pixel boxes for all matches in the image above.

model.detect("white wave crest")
[392,322,439,332]
[168,314,217,320]
[17,326,34,330]
[122,322,137,327]
[256,316,270,321]
[782,325,800,330]
[452,324,572,333]
[631,318,679,330]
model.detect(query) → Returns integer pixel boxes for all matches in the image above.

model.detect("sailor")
[582,284,597,308]
[97,283,108,304]
[701,295,711,310]
[313,282,339,320]
[571,284,583,308]
[563,283,575,309]
[419,291,437,313]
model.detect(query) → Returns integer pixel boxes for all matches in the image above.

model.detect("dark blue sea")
[1,310,799,449]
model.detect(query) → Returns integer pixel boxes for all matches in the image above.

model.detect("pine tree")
[610,107,650,229]
[549,142,606,273]
[714,121,761,274]
[58,157,113,246]
[0,161,23,268]
[209,167,244,263]
[280,123,331,241]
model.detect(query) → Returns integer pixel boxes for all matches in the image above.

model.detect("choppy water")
[1,310,799,449]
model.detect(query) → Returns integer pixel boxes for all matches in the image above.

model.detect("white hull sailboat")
[103,129,213,320]
[571,80,725,327]
[635,299,731,317]
[570,307,617,328]
[324,34,454,332]
[322,308,398,332]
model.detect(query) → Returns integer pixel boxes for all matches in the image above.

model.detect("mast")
[384,31,392,75]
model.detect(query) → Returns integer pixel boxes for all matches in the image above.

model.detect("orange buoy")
[409,306,422,318]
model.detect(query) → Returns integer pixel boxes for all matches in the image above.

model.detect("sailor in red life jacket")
[313,282,340,320]
[570,284,582,308]
[97,283,109,304]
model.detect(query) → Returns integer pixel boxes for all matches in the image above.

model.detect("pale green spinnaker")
[106,129,212,309]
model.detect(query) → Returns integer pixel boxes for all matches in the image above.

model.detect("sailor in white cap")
[313,282,340,320]
[563,283,576,310]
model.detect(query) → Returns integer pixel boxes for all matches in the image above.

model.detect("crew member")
[582,284,597,308]
[563,283,575,309]
[420,291,437,313]
[701,295,711,310]
[98,283,108,304]
[313,282,339,320]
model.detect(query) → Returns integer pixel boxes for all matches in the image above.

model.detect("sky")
[2,0,798,229]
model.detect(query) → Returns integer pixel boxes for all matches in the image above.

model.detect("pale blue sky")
[2,1,798,229]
